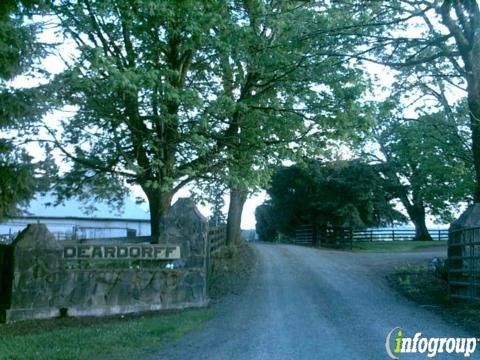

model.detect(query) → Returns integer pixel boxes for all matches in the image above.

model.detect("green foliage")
[213,1,373,190]
[0,1,52,219]
[338,0,480,202]
[368,103,474,223]
[256,160,406,239]
[40,0,376,238]
[0,1,45,80]
[254,204,277,241]
[0,147,38,218]
[46,0,229,205]
[191,2,375,239]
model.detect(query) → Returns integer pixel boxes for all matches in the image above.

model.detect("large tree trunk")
[467,82,480,202]
[438,0,480,201]
[145,189,173,243]
[395,187,433,241]
[406,203,433,241]
[226,186,248,245]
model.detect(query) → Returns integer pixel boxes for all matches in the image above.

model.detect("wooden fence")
[208,225,227,255]
[295,225,448,249]
[448,227,480,303]
[352,228,448,242]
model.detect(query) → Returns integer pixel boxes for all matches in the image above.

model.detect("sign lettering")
[63,245,180,260]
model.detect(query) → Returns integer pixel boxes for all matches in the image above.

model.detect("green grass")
[352,240,447,252]
[0,308,214,360]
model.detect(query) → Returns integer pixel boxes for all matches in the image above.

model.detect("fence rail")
[295,225,448,248]
[352,229,448,242]
[448,227,480,303]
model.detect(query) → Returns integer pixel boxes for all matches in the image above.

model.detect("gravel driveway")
[152,243,474,360]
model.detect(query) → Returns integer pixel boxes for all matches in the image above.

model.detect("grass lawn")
[352,240,447,252]
[0,308,214,360]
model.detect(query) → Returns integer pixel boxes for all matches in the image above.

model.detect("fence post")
[392,230,395,242]
[370,230,373,242]
[438,230,440,241]
[349,228,353,250]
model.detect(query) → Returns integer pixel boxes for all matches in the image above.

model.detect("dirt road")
[152,243,473,359]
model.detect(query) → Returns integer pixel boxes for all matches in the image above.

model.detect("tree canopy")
[357,101,474,240]
[42,0,372,241]
[256,160,406,241]
[1,0,477,242]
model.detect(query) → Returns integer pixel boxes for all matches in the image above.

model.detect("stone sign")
[63,244,180,260]
[1,197,211,323]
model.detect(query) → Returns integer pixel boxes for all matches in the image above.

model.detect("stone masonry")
[3,198,209,322]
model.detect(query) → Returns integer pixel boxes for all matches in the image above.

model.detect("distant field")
[352,240,447,252]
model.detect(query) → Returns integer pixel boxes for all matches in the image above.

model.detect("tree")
[206,1,374,244]
[254,203,277,242]
[0,0,51,219]
[256,160,405,240]
[364,103,474,240]
[322,1,480,202]
[46,0,240,241]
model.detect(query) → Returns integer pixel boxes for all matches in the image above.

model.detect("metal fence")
[2,225,229,251]
[2,229,145,243]
[208,225,227,255]
[51,227,139,241]
[448,227,480,303]
[0,234,16,245]
[294,225,448,249]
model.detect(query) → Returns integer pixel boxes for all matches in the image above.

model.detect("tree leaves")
[256,160,406,238]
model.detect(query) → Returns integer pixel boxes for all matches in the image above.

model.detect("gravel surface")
[152,243,475,360]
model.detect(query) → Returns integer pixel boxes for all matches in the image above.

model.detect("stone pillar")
[7,224,64,322]
[159,197,209,301]
[450,204,480,230]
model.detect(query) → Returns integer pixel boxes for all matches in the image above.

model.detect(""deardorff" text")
[63,245,181,260]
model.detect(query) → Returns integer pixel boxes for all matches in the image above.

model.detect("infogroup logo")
[385,327,478,358]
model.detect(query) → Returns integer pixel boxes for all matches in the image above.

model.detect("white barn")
[0,194,151,241]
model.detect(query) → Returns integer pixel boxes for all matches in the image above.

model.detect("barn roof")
[23,193,150,220]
